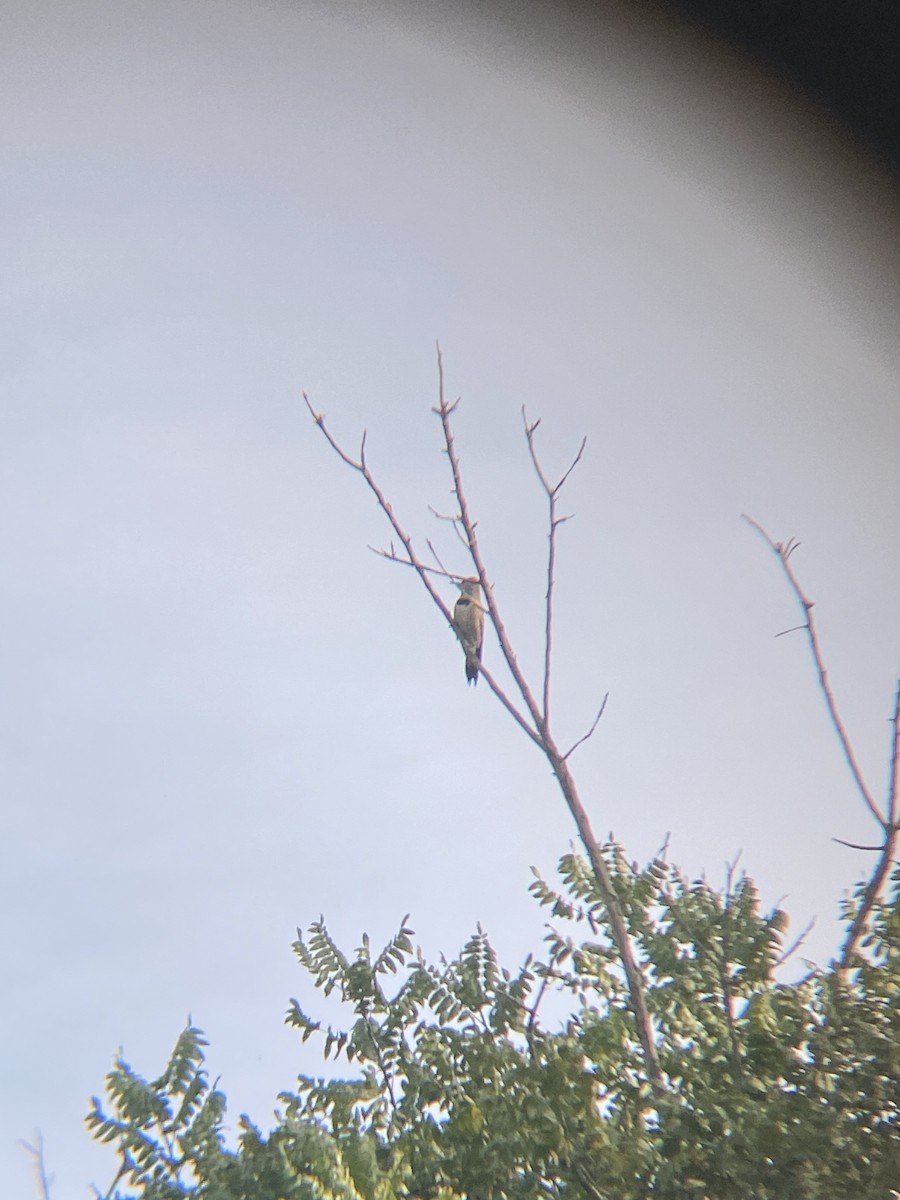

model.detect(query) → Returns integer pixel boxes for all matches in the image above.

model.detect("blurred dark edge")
[654,0,900,171]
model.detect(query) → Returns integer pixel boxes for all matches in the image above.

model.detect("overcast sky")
[3,1,899,1196]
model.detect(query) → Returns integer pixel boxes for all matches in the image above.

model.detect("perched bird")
[454,576,484,685]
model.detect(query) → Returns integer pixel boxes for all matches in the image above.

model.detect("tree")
[86,849,900,1199]
[302,353,660,1090]
[85,357,900,1198]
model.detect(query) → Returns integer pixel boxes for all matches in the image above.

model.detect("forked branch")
[303,395,454,627]
[523,408,586,724]
[19,1132,52,1200]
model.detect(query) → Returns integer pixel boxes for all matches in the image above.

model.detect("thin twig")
[743,514,883,827]
[725,850,743,883]
[427,505,458,523]
[563,695,609,759]
[426,538,452,578]
[369,546,436,570]
[368,546,457,580]
[832,837,883,852]
[19,1133,51,1200]
[428,504,472,551]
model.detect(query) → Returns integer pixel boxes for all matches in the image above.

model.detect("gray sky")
[3,1,899,1195]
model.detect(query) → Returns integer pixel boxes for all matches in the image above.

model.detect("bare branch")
[427,505,473,552]
[19,1132,52,1200]
[305,392,454,618]
[368,546,458,581]
[433,351,546,732]
[832,837,884,852]
[724,850,743,894]
[888,677,900,827]
[523,407,586,725]
[306,357,663,1093]
[541,514,555,724]
[839,832,898,972]
[744,515,899,973]
[448,393,660,1085]
[563,694,609,759]
[743,514,884,828]
[547,751,663,1090]
[478,662,545,748]
[556,437,588,492]
[837,767,900,973]
[432,393,460,418]
[427,505,458,523]
[425,538,452,576]
[835,685,900,969]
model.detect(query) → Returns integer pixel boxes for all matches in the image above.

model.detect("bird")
[453,576,484,685]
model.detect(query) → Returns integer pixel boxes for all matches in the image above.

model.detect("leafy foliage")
[86,1025,228,1199]
[89,852,900,1199]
